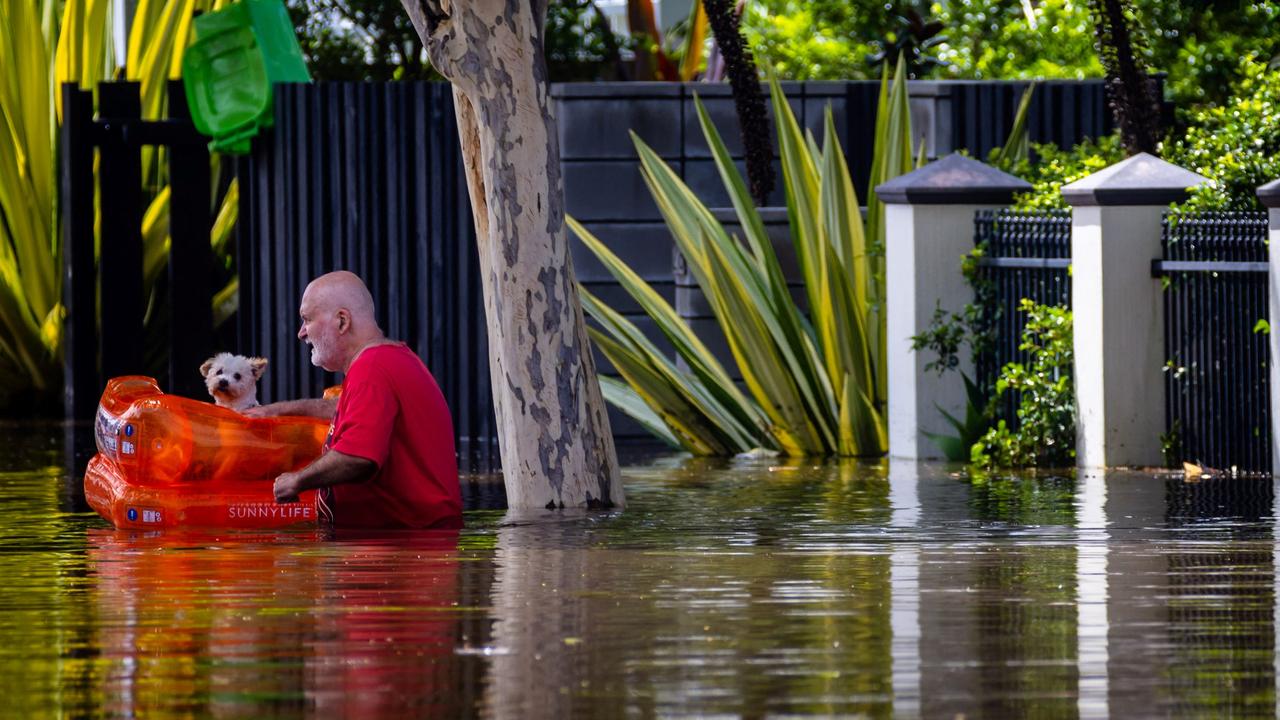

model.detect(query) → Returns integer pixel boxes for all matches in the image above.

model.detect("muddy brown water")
[2,424,1277,717]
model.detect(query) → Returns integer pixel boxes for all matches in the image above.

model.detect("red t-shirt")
[322,343,462,529]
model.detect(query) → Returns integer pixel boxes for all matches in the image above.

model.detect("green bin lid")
[182,0,310,154]
[242,0,311,84]
[182,24,270,142]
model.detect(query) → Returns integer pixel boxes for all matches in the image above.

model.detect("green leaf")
[588,328,729,455]
[634,133,837,450]
[569,216,765,444]
[597,375,681,448]
[576,70,908,456]
[580,286,757,452]
[991,82,1036,169]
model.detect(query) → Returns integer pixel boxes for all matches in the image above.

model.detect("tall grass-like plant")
[0,0,68,398]
[0,0,238,407]
[864,56,917,403]
[572,68,916,456]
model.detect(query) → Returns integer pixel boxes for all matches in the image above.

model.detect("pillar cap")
[1258,179,1280,209]
[1062,152,1209,207]
[875,153,1031,205]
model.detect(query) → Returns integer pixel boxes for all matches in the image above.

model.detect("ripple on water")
[0,427,1276,716]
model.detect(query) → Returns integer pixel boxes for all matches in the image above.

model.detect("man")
[247,271,462,529]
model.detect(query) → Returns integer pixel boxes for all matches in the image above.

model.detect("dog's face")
[200,353,268,411]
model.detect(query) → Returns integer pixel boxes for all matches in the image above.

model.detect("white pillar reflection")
[1076,469,1110,719]
[889,459,921,718]
[1273,476,1280,718]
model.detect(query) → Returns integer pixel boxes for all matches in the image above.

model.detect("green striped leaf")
[597,375,681,448]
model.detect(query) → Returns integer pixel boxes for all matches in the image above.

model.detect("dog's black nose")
[218,379,229,388]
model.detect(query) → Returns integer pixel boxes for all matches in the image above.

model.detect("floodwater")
[2,424,1278,718]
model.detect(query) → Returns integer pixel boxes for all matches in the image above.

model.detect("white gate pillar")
[877,154,1030,460]
[1062,153,1209,469]
[1258,179,1280,475]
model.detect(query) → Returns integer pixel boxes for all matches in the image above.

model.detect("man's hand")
[274,472,305,503]
[272,450,374,505]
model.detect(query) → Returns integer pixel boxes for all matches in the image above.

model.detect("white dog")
[200,353,269,413]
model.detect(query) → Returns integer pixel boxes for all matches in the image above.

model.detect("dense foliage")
[1005,134,1126,211]
[971,301,1076,470]
[283,0,1280,107]
[287,0,632,81]
[932,0,1102,80]
[739,0,886,80]
[1163,57,1280,212]
[286,0,436,81]
[743,0,1279,108]
[1004,56,1280,212]
[1138,1,1280,108]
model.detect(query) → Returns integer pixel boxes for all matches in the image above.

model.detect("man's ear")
[337,309,351,333]
[248,357,269,379]
[199,359,215,378]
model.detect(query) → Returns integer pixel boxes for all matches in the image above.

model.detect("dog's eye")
[234,373,242,380]
[215,369,222,375]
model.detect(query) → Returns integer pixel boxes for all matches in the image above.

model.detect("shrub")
[971,301,1076,469]
[934,0,1103,80]
[745,0,1280,111]
[1008,134,1126,210]
[1163,56,1280,212]
[741,0,886,80]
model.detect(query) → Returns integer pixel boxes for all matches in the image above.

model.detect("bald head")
[303,271,377,323]
[297,271,385,372]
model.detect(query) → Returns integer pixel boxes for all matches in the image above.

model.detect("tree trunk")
[402,0,624,509]
[1089,0,1162,155]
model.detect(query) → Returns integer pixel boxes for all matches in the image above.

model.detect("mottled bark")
[402,0,624,509]
[703,0,774,206]
[1088,0,1162,155]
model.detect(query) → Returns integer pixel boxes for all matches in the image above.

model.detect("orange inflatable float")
[84,376,329,530]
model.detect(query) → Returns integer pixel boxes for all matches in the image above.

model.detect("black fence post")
[234,153,256,365]
[96,82,145,384]
[166,80,214,398]
[61,84,98,421]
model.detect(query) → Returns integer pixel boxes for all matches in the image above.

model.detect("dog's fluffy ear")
[199,358,216,378]
[249,357,269,379]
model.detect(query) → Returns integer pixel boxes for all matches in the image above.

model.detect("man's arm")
[273,449,377,503]
[245,398,337,419]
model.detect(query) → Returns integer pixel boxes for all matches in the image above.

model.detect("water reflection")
[2,427,1280,717]
[82,528,478,718]
[484,506,897,717]
[1099,470,1277,718]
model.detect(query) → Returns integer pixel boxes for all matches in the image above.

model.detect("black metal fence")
[235,82,498,469]
[61,80,222,419]
[1155,212,1270,472]
[972,209,1073,424]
